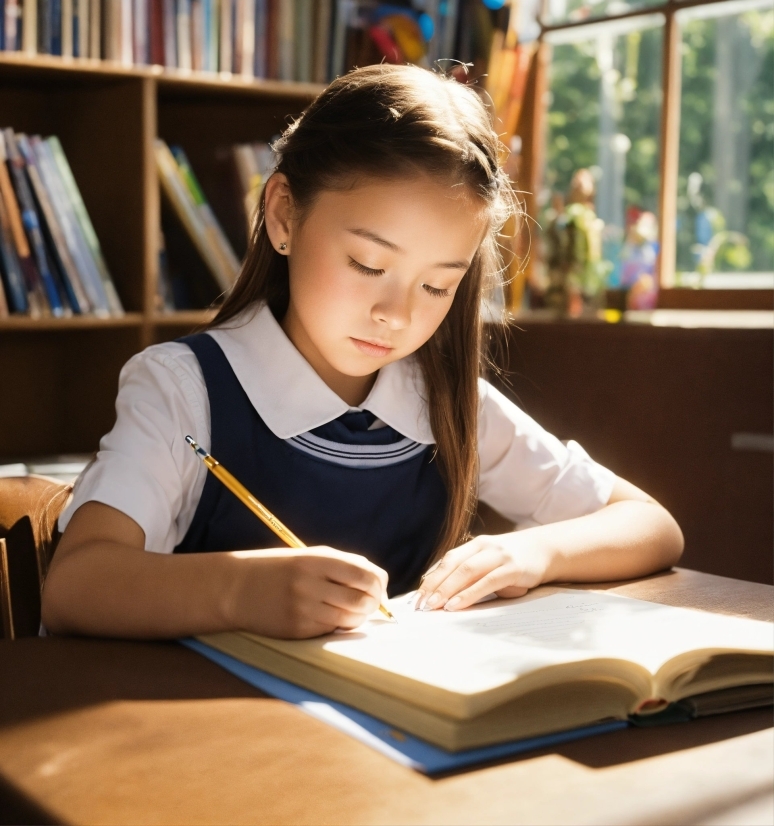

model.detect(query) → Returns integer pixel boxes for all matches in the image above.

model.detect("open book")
[199,588,774,751]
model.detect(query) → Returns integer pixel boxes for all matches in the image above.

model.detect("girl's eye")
[349,258,384,277]
[423,284,451,298]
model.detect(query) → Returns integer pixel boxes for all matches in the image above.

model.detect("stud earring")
[279,242,287,251]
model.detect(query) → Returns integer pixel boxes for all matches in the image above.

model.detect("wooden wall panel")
[497,321,773,584]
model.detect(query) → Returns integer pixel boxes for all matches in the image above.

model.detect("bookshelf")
[0,54,321,458]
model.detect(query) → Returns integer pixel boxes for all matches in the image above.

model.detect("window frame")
[522,0,774,310]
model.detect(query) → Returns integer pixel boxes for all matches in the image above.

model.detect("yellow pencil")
[185,435,396,623]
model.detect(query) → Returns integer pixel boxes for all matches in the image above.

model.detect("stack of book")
[0,0,464,83]
[0,128,123,318]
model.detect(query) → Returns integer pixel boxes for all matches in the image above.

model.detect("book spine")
[330,0,351,80]
[312,0,330,84]
[206,0,217,71]
[217,0,229,71]
[162,0,175,65]
[50,0,61,53]
[61,0,72,56]
[0,190,28,312]
[0,261,8,317]
[37,0,50,52]
[17,134,92,314]
[3,130,66,316]
[21,0,35,52]
[31,136,108,313]
[88,0,98,56]
[45,136,123,314]
[175,0,190,69]
[239,0,253,77]
[4,0,20,50]
[132,0,146,62]
[119,0,131,63]
[277,0,292,80]
[252,0,265,77]
[265,0,276,78]
[295,0,312,83]
[199,0,208,70]
[148,0,162,62]
[190,0,201,69]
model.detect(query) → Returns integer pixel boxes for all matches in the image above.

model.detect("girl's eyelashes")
[348,257,384,277]
[349,257,450,298]
[423,284,451,298]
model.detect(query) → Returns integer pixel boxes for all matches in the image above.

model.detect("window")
[529,0,774,308]
[674,0,774,289]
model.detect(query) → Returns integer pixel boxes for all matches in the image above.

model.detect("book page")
[296,588,774,699]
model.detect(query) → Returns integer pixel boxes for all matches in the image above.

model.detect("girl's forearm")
[537,500,684,585]
[42,542,241,638]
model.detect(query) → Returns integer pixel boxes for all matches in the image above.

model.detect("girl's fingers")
[317,579,380,615]
[416,537,487,607]
[418,547,504,611]
[442,573,527,612]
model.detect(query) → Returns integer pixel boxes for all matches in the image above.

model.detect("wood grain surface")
[0,568,772,826]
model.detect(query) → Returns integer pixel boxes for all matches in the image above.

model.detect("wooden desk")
[0,568,772,826]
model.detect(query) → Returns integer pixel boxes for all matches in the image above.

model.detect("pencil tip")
[185,435,195,447]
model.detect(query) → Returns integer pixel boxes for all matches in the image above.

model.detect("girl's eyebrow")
[346,227,470,270]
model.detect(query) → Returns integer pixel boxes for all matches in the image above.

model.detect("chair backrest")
[0,475,71,639]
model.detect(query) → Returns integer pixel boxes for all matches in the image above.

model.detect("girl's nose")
[372,291,412,330]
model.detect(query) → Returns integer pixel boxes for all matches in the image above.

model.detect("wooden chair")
[0,475,72,639]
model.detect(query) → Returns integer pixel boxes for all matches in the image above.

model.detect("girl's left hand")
[415,532,553,612]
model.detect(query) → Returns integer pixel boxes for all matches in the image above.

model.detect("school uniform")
[60,302,615,595]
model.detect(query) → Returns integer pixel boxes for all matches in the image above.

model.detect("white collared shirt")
[60,303,616,553]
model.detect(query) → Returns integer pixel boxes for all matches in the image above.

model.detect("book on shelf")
[0,127,123,318]
[156,138,242,308]
[198,587,774,752]
[0,0,465,84]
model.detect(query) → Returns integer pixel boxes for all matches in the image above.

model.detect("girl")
[42,64,683,640]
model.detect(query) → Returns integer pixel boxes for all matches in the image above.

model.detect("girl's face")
[265,173,488,405]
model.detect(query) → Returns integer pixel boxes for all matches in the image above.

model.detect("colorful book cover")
[17,134,92,314]
[45,136,123,314]
[3,129,66,315]
[31,136,109,314]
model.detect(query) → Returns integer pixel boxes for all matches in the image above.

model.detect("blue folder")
[182,637,628,774]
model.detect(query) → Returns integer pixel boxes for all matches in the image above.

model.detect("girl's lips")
[350,337,394,357]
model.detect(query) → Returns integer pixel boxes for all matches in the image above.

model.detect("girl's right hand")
[226,548,388,639]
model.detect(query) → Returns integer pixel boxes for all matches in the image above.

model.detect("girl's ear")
[263,173,294,254]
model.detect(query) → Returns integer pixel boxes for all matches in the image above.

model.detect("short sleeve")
[58,343,211,554]
[477,379,616,526]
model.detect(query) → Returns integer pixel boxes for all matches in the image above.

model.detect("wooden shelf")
[0,56,318,457]
[0,53,324,100]
[0,313,144,331]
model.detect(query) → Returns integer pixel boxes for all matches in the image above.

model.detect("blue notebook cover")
[182,637,628,774]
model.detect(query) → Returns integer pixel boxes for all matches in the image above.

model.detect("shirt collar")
[206,303,435,444]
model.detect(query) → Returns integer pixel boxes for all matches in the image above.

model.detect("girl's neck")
[280,310,377,408]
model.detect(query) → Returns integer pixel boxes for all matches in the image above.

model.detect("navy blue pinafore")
[174,333,447,595]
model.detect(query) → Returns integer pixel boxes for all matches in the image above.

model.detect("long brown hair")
[211,63,518,561]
